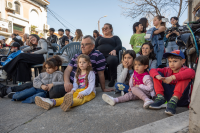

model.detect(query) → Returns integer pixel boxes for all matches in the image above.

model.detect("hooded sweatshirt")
[33,71,64,89]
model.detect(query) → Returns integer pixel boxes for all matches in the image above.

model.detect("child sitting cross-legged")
[102,55,155,108]
[11,55,64,103]
[149,50,195,115]
[35,54,96,111]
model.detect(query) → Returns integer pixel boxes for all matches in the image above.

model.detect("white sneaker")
[143,99,154,109]
[102,94,115,106]
[35,96,54,110]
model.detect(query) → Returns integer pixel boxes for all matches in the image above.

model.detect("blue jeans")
[165,41,179,66]
[115,82,129,93]
[12,87,47,103]
[154,44,164,67]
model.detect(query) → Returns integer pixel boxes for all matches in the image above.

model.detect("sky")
[47,0,188,50]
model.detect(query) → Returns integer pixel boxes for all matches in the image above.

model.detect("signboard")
[0,21,8,29]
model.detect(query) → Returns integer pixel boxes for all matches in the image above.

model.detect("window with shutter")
[15,2,20,15]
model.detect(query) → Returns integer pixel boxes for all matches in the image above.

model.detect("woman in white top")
[115,50,136,95]
[73,29,83,42]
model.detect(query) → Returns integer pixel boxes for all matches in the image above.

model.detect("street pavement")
[0,81,188,133]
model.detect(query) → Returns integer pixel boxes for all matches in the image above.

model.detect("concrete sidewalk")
[0,81,188,133]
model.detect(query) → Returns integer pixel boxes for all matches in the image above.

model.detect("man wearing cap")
[149,50,195,115]
[47,28,58,43]
[65,29,74,42]
[58,29,69,48]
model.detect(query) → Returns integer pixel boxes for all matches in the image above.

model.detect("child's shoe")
[102,94,115,106]
[60,93,73,112]
[8,92,16,99]
[35,96,53,110]
[165,97,178,116]
[149,95,167,109]
[143,99,154,109]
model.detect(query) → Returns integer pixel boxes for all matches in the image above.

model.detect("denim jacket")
[145,27,164,47]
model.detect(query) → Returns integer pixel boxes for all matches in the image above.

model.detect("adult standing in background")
[95,23,122,87]
[65,29,74,42]
[73,29,83,42]
[57,29,69,48]
[23,33,29,46]
[139,18,149,33]
[93,30,100,40]
[47,28,58,44]
[165,17,180,53]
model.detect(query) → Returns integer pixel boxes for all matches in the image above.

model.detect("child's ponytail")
[156,15,166,27]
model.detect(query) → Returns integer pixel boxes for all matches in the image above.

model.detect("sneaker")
[8,92,16,99]
[149,96,167,109]
[0,83,8,98]
[102,94,115,106]
[143,99,154,109]
[108,79,115,87]
[35,96,53,110]
[60,93,73,112]
[165,100,177,116]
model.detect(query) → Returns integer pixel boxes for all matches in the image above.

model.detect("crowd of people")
[0,15,196,116]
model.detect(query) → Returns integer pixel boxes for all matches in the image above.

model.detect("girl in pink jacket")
[102,55,155,108]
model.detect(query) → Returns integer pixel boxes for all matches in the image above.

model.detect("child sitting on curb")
[102,56,155,108]
[149,50,195,115]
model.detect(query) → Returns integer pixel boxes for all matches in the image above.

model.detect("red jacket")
[149,66,195,84]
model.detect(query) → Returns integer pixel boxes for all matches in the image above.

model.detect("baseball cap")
[10,42,20,48]
[0,36,5,41]
[163,50,185,59]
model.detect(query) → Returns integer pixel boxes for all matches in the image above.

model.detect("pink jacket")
[129,73,155,97]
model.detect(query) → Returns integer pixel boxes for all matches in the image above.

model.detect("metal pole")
[98,20,100,34]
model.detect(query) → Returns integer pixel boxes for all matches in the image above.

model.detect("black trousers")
[3,53,44,82]
[105,55,118,80]
[11,82,33,92]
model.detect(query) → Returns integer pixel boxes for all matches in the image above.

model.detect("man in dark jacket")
[47,28,58,43]
[58,29,69,48]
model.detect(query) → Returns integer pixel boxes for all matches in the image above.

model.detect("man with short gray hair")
[48,35,114,99]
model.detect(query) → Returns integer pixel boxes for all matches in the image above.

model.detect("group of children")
[4,46,195,116]
[0,15,195,116]
[130,15,167,67]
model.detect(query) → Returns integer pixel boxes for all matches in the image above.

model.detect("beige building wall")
[188,0,200,21]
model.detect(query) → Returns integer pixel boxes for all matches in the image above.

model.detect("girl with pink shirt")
[102,55,155,108]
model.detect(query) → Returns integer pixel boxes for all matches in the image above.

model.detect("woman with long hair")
[93,30,100,40]
[73,29,83,42]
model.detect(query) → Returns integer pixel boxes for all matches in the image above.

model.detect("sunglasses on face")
[102,27,109,31]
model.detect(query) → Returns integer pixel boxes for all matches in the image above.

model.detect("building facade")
[188,0,200,21]
[0,0,50,43]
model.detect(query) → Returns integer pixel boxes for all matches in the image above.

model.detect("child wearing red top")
[149,50,195,115]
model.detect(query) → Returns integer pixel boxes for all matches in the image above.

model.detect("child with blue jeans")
[115,50,136,95]
[11,56,64,103]
[147,16,166,67]
[149,50,195,115]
